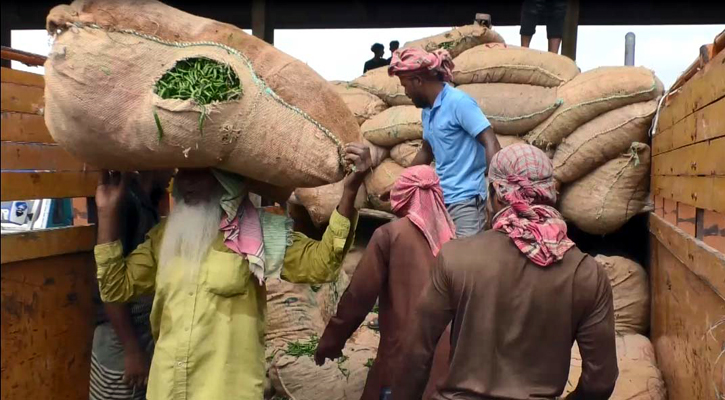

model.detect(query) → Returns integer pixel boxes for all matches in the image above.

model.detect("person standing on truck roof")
[314,165,455,400]
[389,48,502,238]
[364,43,389,73]
[393,144,618,400]
[519,0,568,54]
[90,170,172,400]
[92,143,371,400]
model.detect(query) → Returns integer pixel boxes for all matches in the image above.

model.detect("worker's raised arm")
[477,127,502,170]
[95,171,159,302]
[567,259,618,400]
[393,253,454,399]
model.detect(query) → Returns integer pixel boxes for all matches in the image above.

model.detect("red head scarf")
[388,48,455,82]
[390,165,456,256]
[489,143,574,267]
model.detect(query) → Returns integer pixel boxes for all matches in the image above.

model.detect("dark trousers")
[520,0,568,39]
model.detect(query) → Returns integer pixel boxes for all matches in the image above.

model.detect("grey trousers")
[447,195,488,238]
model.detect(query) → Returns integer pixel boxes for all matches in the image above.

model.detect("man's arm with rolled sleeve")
[455,95,501,168]
[95,223,163,303]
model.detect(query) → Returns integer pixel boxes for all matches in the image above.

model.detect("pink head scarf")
[388,48,455,82]
[391,165,456,256]
[489,144,575,267]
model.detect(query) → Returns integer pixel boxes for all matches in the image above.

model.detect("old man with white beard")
[93,143,372,400]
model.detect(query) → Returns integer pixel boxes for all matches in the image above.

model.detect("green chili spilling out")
[155,58,243,105]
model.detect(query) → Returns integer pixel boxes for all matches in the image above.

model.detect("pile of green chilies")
[155,57,243,105]
[285,335,320,358]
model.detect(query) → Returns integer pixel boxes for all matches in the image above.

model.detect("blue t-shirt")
[422,84,491,204]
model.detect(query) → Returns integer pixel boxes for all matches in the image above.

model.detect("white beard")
[158,195,222,281]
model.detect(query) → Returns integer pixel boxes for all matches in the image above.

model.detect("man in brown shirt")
[394,144,618,400]
[315,165,457,400]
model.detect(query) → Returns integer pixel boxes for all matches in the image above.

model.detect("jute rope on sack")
[459,64,569,85]
[61,23,349,171]
[486,99,563,123]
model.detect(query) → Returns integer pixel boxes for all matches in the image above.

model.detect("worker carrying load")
[93,143,370,400]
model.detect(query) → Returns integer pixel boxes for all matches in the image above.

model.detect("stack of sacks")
[452,43,578,140]
[265,277,380,400]
[563,254,664,399]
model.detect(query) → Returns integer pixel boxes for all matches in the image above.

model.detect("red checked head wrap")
[390,165,456,256]
[388,48,455,82]
[489,143,574,267]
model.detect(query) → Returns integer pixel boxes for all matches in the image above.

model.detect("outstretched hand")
[344,142,372,187]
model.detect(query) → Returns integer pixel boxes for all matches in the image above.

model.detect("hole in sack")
[154,57,243,105]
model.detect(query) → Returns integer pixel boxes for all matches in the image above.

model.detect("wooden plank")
[676,202,697,237]
[651,175,725,214]
[653,97,725,155]
[1,81,44,114]
[1,253,95,400]
[0,171,99,202]
[1,142,94,171]
[652,137,725,176]
[0,66,44,87]
[650,213,725,299]
[0,112,54,143]
[657,49,725,133]
[0,46,47,67]
[0,225,96,264]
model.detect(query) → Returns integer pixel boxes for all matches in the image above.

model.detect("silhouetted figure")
[520,0,568,54]
[364,43,389,73]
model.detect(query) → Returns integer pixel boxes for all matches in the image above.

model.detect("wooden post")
[252,0,274,45]
[562,0,579,61]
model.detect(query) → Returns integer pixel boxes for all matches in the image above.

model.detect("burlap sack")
[404,24,505,58]
[45,1,359,188]
[316,269,352,325]
[595,255,650,335]
[452,44,579,87]
[526,67,663,150]
[331,81,389,125]
[294,182,367,227]
[265,279,324,347]
[564,335,666,400]
[362,106,423,147]
[342,243,366,278]
[365,159,405,212]
[363,138,390,168]
[457,83,562,136]
[554,101,656,183]
[390,140,422,167]
[351,67,413,106]
[560,143,651,235]
[496,134,525,148]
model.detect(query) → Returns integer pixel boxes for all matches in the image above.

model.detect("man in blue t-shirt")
[389,48,501,237]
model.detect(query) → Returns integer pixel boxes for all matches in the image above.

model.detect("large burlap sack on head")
[316,270,352,325]
[404,24,505,58]
[331,81,389,125]
[560,143,651,235]
[458,83,562,136]
[595,255,650,335]
[295,181,367,227]
[564,335,666,400]
[45,1,359,188]
[362,106,423,147]
[391,140,423,167]
[554,101,657,183]
[351,67,413,106]
[496,135,525,148]
[526,67,663,150]
[363,138,390,168]
[365,159,405,212]
[452,44,579,87]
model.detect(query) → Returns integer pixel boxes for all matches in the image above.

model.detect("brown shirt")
[318,218,450,400]
[394,230,618,400]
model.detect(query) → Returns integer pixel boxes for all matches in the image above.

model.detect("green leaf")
[153,109,164,141]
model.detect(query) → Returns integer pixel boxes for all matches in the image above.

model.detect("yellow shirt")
[95,210,357,400]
